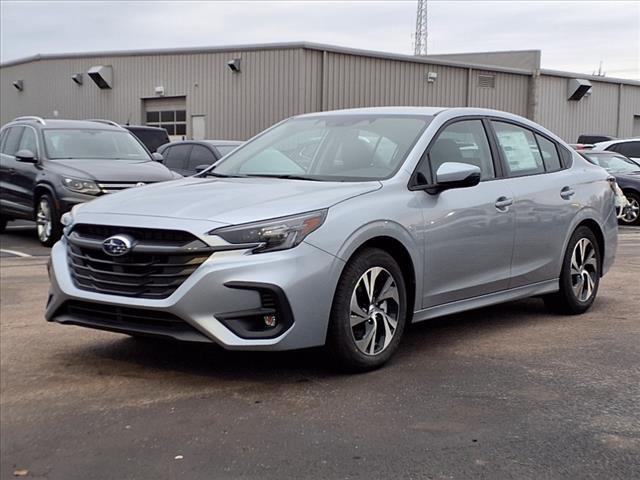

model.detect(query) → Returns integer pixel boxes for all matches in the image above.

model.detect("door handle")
[495,196,513,211]
[560,186,575,200]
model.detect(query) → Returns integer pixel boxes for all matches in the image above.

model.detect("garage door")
[144,97,187,140]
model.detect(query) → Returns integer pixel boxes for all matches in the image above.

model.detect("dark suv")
[0,117,180,246]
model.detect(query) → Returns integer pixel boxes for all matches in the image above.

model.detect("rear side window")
[492,121,545,176]
[163,144,191,170]
[1,127,24,156]
[428,120,495,180]
[188,145,216,172]
[535,134,562,172]
[608,141,640,158]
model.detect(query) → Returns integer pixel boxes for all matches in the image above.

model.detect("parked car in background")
[46,107,617,371]
[157,140,242,176]
[123,125,170,153]
[577,134,616,144]
[590,138,640,161]
[0,117,180,245]
[580,150,640,225]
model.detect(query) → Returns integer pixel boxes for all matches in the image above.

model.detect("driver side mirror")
[15,149,37,163]
[151,152,164,162]
[419,162,481,194]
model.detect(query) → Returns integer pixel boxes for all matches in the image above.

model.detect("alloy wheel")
[570,238,598,302]
[36,198,52,243]
[622,197,639,224]
[349,267,400,356]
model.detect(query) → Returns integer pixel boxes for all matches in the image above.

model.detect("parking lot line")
[0,249,33,258]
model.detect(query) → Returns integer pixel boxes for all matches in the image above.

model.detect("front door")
[417,119,515,308]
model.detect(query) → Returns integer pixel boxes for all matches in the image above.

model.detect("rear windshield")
[583,153,640,173]
[127,128,170,153]
[43,129,151,160]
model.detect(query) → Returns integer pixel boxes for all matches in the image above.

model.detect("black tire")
[35,193,62,247]
[619,191,640,226]
[544,226,601,315]
[326,248,407,372]
[0,215,8,233]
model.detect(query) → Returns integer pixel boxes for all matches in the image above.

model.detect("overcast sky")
[1,1,638,79]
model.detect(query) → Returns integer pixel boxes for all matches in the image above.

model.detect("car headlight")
[62,177,101,195]
[209,210,327,253]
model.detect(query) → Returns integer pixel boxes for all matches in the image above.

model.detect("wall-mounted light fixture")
[13,79,24,91]
[426,71,438,83]
[87,65,113,89]
[71,73,83,85]
[154,86,165,96]
[227,58,241,73]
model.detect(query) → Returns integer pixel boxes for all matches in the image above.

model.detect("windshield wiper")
[244,174,321,181]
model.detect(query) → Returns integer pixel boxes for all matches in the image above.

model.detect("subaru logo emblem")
[135,182,146,187]
[102,234,134,256]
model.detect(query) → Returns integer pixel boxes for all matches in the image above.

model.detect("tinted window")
[18,128,38,154]
[609,141,640,158]
[127,128,170,153]
[188,145,216,171]
[492,122,545,176]
[428,120,495,180]
[163,144,191,170]
[2,127,24,156]
[536,134,562,172]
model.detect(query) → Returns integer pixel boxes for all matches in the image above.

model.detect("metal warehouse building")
[1,42,639,142]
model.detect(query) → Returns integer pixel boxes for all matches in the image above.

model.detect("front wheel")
[544,226,601,315]
[620,191,640,226]
[35,194,62,247]
[326,248,407,372]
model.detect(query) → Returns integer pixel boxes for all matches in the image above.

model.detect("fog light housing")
[263,314,277,328]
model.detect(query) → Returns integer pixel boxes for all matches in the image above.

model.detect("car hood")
[45,159,177,182]
[76,176,382,224]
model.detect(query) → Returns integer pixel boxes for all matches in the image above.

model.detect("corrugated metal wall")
[0,48,322,140]
[2,46,638,142]
[537,74,640,141]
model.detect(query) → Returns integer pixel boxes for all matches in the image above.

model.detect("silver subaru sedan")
[46,107,618,371]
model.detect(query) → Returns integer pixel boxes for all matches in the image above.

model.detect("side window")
[616,141,640,158]
[188,145,216,172]
[2,127,24,156]
[163,145,191,170]
[535,134,562,172]
[492,121,545,176]
[18,128,38,154]
[0,129,7,150]
[428,120,495,180]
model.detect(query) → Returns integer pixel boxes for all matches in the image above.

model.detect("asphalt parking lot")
[1,223,639,479]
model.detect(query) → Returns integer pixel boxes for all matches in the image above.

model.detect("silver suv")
[46,108,618,370]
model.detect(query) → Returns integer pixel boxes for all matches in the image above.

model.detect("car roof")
[5,118,124,131]
[592,138,640,149]
[123,125,168,132]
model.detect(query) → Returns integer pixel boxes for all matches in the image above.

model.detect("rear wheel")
[35,193,62,247]
[544,226,601,315]
[326,248,407,372]
[620,191,640,226]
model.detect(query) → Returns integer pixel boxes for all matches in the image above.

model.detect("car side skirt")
[412,279,559,323]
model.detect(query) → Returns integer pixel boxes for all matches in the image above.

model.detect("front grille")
[97,181,154,194]
[55,300,207,341]
[67,224,213,299]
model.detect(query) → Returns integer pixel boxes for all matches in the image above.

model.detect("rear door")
[12,126,40,213]
[0,126,31,217]
[418,118,515,307]
[489,120,576,288]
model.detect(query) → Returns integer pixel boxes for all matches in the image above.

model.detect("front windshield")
[584,153,640,173]
[43,129,151,160]
[212,115,430,181]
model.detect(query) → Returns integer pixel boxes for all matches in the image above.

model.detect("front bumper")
[46,237,345,351]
